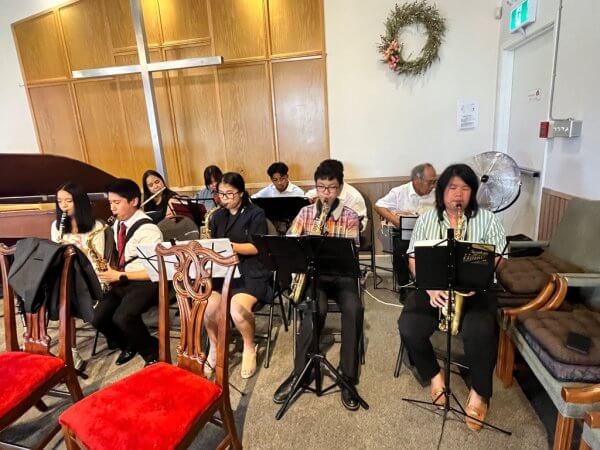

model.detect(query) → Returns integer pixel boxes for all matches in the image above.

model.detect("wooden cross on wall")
[71,0,223,184]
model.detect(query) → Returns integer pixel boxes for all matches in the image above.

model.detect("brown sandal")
[465,391,488,431]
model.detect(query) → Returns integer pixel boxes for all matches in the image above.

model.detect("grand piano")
[0,154,117,246]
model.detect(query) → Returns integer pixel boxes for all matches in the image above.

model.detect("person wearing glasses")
[304,159,368,230]
[195,165,223,210]
[252,161,305,198]
[273,161,363,411]
[204,172,271,379]
[374,163,437,227]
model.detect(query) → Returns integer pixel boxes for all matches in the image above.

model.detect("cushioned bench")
[516,309,600,383]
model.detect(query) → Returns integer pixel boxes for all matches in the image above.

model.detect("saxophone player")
[273,161,363,411]
[398,164,506,431]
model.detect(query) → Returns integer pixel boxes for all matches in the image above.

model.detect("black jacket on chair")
[8,238,102,322]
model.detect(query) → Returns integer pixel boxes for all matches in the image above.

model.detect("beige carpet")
[0,271,549,449]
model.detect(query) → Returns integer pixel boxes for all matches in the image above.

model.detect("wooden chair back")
[0,243,76,366]
[155,241,239,388]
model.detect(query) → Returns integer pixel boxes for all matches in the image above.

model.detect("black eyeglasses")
[217,191,239,199]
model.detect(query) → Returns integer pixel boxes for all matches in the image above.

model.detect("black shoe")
[273,371,314,404]
[144,359,158,367]
[341,385,359,411]
[115,350,137,366]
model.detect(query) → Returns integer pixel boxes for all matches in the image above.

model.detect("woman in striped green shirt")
[399,164,507,431]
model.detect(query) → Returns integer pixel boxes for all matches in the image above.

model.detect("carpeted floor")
[1,267,551,449]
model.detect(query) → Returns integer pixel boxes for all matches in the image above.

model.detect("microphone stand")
[402,229,511,445]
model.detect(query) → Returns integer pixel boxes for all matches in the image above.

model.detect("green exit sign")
[509,0,537,33]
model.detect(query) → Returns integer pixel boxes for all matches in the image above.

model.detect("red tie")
[118,222,127,269]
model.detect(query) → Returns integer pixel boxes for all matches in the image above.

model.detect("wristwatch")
[119,273,129,284]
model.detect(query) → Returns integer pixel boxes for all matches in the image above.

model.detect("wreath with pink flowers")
[378,1,446,76]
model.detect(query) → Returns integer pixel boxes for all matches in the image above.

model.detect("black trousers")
[398,290,498,399]
[91,281,159,361]
[294,275,363,383]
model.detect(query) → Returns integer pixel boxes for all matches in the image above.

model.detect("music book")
[136,238,240,282]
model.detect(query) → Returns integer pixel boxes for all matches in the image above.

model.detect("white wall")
[2,0,503,176]
[0,0,66,154]
[495,0,600,200]
[324,0,502,178]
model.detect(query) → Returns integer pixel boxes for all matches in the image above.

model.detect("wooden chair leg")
[65,371,84,402]
[501,336,515,388]
[219,400,241,450]
[553,414,575,450]
[495,328,507,380]
[62,426,82,450]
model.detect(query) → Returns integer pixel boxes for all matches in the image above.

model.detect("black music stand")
[402,229,511,441]
[255,235,369,419]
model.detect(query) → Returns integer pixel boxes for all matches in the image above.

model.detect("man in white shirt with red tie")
[92,178,163,367]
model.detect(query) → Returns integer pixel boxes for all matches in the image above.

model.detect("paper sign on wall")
[457,101,479,130]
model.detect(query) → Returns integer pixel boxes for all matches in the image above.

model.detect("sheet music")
[136,238,240,282]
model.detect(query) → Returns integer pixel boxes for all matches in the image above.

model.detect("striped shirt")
[407,208,507,255]
[288,201,360,247]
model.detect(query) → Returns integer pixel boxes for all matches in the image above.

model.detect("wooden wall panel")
[113,51,181,185]
[15,0,329,186]
[538,188,573,241]
[12,12,69,82]
[165,45,225,185]
[105,0,162,52]
[269,0,322,56]
[59,0,114,70]
[210,0,266,60]
[73,79,137,180]
[28,84,83,160]
[272,58,327,180]
[218,63,275,182]
[158,0,210,44]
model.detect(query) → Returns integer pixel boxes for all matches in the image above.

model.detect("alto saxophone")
[289,200,330,304]
[438,205,476,335]
[86,216,115,293]
[200,207,219,239]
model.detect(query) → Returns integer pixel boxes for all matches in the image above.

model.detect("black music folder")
[414,241,495,291]
[252,197,310,223]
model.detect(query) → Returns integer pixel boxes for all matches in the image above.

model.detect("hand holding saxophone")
[427,290,448,308]
[97,267,122,284]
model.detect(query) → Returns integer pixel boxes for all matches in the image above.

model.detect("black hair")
[220,172,251,207]
[314,160,344,185]
[434,164,479,221]
[319,159,344,173]
[55,182,95,233]
[203,165,223,188]
[107,178,142,207]
[141,169,174,203]
[267,162,289,178]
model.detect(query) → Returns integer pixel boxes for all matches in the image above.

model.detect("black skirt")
[212,275,272,304]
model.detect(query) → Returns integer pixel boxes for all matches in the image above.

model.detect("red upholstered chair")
[0,243,83,449]
[60,241,242,450]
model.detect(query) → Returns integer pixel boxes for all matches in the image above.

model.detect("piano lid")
[0,154,117,202]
